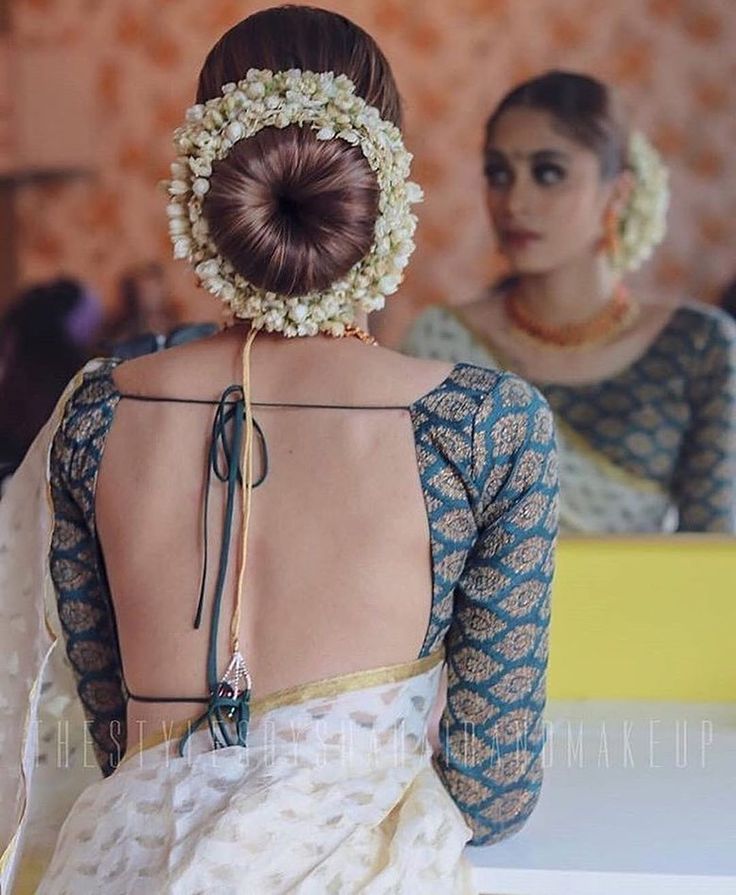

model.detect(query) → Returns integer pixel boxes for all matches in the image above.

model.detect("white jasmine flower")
[378,274,401,295]
[189,157,212,177]
[246,82,266,100]
[174,135,193,154]
[170,161,188,180]
[204,108,225,129]
[616,131,670,272]
[321,296,339,317]
[186,104,205,123]
[192,131,215,150]
[405,181,424,203]
[225,121,245,142]
[195,259,220,279]
[297,320,319,337]
[289,303,309,323]
[376,236,391,256]
[173,237,191,259]
[361,294,385,312]
[206,276,229,296]
[191,218,210,241]
[192,177,210,197]
[337,129,360,146]
[263,309,286,331]
[168,218,189,236]
[168,180,189,196]
[220,282,236,302]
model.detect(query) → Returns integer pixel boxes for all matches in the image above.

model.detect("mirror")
[373,6,736,538]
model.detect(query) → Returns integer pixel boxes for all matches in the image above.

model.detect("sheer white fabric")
[0,368,100,894]
[38,654,475,894]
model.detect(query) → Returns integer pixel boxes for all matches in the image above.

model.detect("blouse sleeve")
[435,375,558,845]
[48,371,127,775]
[672,312,736,533]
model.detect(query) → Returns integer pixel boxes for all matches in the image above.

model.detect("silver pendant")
[218,650,251,700]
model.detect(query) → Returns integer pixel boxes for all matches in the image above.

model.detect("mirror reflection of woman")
[404,71,736,535]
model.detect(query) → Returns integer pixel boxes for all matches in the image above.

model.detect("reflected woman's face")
[484,107,615,274]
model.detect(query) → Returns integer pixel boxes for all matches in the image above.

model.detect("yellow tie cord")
[230,326,259,657]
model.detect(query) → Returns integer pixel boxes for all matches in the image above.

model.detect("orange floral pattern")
[0,38,15,169]
[9,0,736,343]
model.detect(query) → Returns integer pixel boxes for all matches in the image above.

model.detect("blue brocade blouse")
[48,359,558,845]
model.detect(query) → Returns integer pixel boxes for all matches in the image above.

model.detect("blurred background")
[1,0,734,344]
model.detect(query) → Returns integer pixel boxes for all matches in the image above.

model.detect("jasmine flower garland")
[164,69,423,338]
[616,131,670,273]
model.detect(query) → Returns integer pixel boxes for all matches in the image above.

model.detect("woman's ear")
[609,168,635,216]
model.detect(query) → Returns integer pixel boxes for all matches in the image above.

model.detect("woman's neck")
[512,254,621,326]
[226,311,375,350]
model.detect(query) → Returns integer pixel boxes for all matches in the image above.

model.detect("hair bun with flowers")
[615,130,670,273]
[164,68,423,338]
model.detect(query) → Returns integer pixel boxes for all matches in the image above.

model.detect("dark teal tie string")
[179,385,265,756]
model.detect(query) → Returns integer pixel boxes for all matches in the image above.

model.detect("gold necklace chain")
[340,323,380,346]
[224,320,379,346]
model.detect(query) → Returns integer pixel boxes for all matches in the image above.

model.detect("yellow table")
[547,536,736,702]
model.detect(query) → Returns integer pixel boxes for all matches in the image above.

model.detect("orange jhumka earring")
[601,206,621,262]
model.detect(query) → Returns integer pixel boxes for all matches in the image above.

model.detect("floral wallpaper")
[0,36,14,171]
[9,0,736,343]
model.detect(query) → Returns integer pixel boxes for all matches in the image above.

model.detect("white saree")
[0,369,108,894]
[38,652,474,894]
[0,368,476,894]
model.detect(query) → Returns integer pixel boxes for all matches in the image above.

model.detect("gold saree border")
[554,416,665,497]
[442,303,666,498]
[121,646,445,767]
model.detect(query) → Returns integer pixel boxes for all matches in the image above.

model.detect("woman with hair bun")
[0,8,557,893]
[405,71,736,534]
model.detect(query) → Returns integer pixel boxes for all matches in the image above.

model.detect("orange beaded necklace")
[504,284,639,348]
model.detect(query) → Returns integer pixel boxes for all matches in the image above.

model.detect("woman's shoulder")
[406,303,458,330]
[414,361,553,453]
[58,358,120,428]
[436,361,544,405]
[641,301,736,390]
[51,358,121,479]
[402,300,509,373]
[402,304,472,353]
[665,301,736,354]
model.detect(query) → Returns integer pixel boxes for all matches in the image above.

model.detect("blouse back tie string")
[179,327,259,756]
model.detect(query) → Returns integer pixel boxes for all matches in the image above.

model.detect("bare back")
[95,327,454,734]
